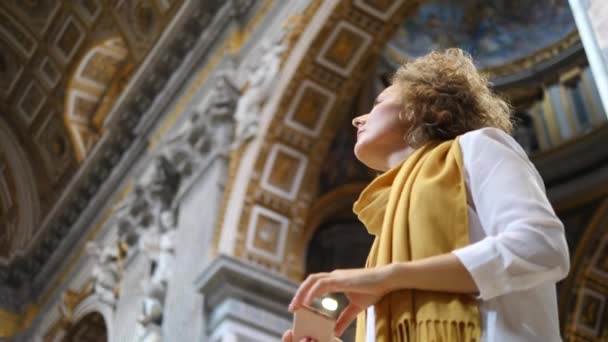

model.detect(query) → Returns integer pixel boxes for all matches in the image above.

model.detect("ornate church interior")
[0,0,607,341]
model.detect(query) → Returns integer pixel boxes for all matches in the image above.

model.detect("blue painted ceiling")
[387,0,577,68]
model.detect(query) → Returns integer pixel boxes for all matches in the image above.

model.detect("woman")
[283,48,570,341]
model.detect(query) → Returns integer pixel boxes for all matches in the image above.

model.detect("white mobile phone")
[293,305,336,342]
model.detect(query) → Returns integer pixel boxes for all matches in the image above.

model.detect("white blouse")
[366,128,570,342]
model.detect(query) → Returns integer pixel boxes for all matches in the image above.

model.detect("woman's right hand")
[281,329,312,342]
[281,329,343,342]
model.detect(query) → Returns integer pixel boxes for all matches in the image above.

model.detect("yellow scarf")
[353,138,480,342]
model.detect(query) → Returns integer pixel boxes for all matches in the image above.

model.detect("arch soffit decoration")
[62,311,109,342]
[215,0,423,280]
[561,198,608,340]
[0,117,40,265]
[42,286,113,342]
[69,296,113,342]
[64,36,133,162]
[303,183,367,244]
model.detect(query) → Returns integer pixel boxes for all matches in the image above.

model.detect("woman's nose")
[352,115,366,128]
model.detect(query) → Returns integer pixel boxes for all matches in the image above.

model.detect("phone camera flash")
[321,297,338,312]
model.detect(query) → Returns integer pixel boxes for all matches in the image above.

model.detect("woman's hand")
[281,329,343,342]
[281,329,306,342]
[288,266,394,336]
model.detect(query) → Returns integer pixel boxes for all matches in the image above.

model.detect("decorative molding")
[573,288,606,337]
[0,162,12,213]
[37,57,61,90]
[17,81,46,127]
[10,0,61,35]
[52,16,86,64]
[590,233,608,279]
[218,0,422,281]
[245,205,289,263]
[315,21,373,77]
[561,198,608,340]
[194,255,296,335]
[0,118,40,265]
[353,0,404,21]
[73,0,103,23]
[283,80,335,137]
[260,143,308,201]
[0,8,38,58]
[75,40,129,91]
[0,37,23,98]
[35,110,72,182]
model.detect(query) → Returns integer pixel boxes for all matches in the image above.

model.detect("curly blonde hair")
[392,48,512,147]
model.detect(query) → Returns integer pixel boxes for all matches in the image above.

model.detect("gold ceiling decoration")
[0,0,184,265]
[65,37,133,161]
[561,199,608,340]
[214,0,423,281]
[43,283,96,342]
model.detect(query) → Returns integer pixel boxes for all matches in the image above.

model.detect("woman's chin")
[354,145,377,170]
[353,144,366,162]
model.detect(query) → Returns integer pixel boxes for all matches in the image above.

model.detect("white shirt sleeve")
[452,128,570,301]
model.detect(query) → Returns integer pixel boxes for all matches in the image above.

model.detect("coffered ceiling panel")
[0,0,185,266]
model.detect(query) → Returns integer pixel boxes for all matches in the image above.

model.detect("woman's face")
[352,85,410,171]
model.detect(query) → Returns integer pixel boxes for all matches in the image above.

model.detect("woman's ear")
[398,110,406,122]
[398,111,415,144]
[398,109,413,124]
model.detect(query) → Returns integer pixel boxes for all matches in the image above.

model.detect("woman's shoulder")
[459,127,528,160]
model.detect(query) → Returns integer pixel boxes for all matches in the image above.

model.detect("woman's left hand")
[288,266,394,336]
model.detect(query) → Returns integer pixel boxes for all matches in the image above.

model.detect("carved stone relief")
[86,242,122,306]
[233,36,287,149]
[71,70,239,341]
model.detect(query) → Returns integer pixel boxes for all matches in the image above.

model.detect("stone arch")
[64,36,134,161]
[71,295,114,341]
[0,117,40,264]
[561,198,608,340]
[215,0,422,280]
[302,183,367,246]
[62,311,108,342]
[44,293,114,342]
[302,183,373,275]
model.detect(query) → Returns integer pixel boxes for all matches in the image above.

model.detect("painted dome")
[387,0,577,69]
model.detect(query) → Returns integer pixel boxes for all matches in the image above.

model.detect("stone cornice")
[532,123,608,211]
[533,123,608,185]
[492,40,587,90]
[0,0,252,312]
[195,254,297,333]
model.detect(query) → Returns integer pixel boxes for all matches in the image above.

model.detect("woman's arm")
[287,256,477,337]
[451,128,570,300]
[385,253,478,294]
[289,254,477,313]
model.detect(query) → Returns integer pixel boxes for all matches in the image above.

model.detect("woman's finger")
[303,277,339,306]
[289,273,328,311]
[281,329,293,342]
[334,303,362,337]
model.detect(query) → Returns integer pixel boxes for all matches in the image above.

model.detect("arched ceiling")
[63,312,107,342]
[66,37,132,161]
[385,0,578,76]
[0,1,184,264]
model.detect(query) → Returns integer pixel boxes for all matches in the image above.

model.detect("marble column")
[569,0,608,115]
